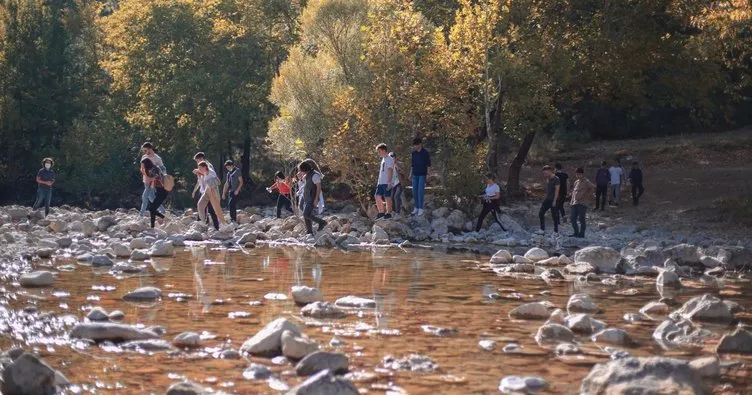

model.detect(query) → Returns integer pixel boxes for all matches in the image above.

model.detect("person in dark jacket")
[595,161,610,211]
[299,161,327,235]
[33,158,55,217]
[141,157,168,228]
[628,162,644,205]
[554,163,569,223]
[410,137,431,216]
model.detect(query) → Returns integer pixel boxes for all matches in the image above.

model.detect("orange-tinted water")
[4,245,751,394]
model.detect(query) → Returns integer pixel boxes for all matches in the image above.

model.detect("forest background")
[0,0,749,211]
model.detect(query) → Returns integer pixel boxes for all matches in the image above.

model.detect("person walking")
[410,138,430,216]
[192,152,220,230]
[536,165,561,235]
[554,163,569,223]
[141,157,169,228]
[222,160,243,223]
[195,161,226,228]
[374,143,394,220]
[389,152,404,217]
[268,171,294,218]
[628,162,645,205]
[139,143,166,217]
[569,168,595,238]
[475,173,506,232]
[608,159,624,206]
[595,161,610,211]
[32,158,55,217]
[298,161,327,235]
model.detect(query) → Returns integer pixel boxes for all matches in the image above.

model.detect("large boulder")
[567,294,598,314]
[592,328,633,346]
[371,225,389,244]
[674,294,734,323]
[291,286,324,306]
[378,220,414,240]
[656,270,681,288]
[574,246,622,273]
[430,217,449,236]
[534,324,575,346]
[295,351,349,376]
[281,330,319,360]
[652,318,712,350]
[70,323,159,342]
[288,369,359,395]
[96,216,116,232]
[490,249,513,264]
[19,271,54,287]
[149,240,174,257]
[110,243,131,258]
[580,357,706,394]
[664,244,701,265]
[715,328,752,354]
[445,210,466,232]
[524,247,549,262]
[1,353,57,395]
[564,314,607,334]
[240,318,302,357]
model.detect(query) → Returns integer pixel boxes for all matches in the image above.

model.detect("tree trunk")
[507,132,535,198]
[241,134,251,181]
[485,86,504,178]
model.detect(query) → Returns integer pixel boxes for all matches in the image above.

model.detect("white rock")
[574,246,621,273]
[291,286,324,306]
[149,240,174,257]
[567,294,598,314]
[524,247,549,262]
[110,243,131,258]
[509,302,553,320]
[512,255,533,264]
[240,318,302,357]
[19,271,54,287]
[592,328,633,346]
[130,249,149,261]
[335,295,376,308]
[490,249,513,264]
[564,314,607,334]
[122,286,162,301]
[86,307,109,322]
[281,329,319,360]
[656,270,682,288]
[173,332,202,348]
[129,238,149,250]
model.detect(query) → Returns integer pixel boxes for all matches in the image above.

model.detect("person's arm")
[387,166,394,189]
[552,184,560,207]
[425,152,431,183]
[36,175,44,186]
[192,181,200,198]
[222,178,229,199]
[234,176,243,195]
[314,183,322,207]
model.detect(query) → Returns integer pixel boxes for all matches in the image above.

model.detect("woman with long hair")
[196,161,227,227]
[141,157,168,228]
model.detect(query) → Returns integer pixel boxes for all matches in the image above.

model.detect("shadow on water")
[2,244,751,393]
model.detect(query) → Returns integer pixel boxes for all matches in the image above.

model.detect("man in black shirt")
[628,162,644,205]
[554,163,569,223]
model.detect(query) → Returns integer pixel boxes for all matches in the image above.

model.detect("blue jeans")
[412,175,426,209]
[141,184,165,216]
[33,187,52,216]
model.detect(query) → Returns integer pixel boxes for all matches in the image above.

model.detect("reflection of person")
[33,158,55,217]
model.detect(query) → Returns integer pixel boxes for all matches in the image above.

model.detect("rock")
[110,243,131,258]
[86,307,109,322]
[445,210,466,231]
[240,318,302,357]
[1,353,56,395]
[121,339,173,351]
[295,351,348,376]
[112,262,142,274]
[664,244,701,265]
[91,255,114,267]
[288,369,359,395]
[567,294,598,314]
[314,233,335,247]
[334,295,376,308]
[430,217,449,235]
[291,286,324,306]
[656,270,681,288]
[36,248,54,259]
[639,301,669,316]
[496,263,535,273]
[537,256,560,265]
[421,325,457,336]
[81,220,96,236]
[574,246,621,273]
[56,237,72,248]
[478,339,496,351]
[546,309,566,325]
[674,294,734,323]
[19,271,54,287]
[555,343,581,355]
[565,262,596,275]
[130,238,149,250]
[580,357,706,394]
[689,357,720,378]
[371,225,389,244]
[534,324,575,345]
[70,323,159,342]
[699,255,723,268]
[242,363,272,380]
[652,318,712,350]
[716,328,752,354]
[282,330,319,360]
[499,376,549,394]
[149,240,174,257]
[123,286,162,301]
[301,302,346,319]
[173,332,202,348]
[166,381,209,395]
[558,255,572,265]
[512,255,532,264]
[592,328,633,346]
[49,220,67,233]
[379,220,414,240]
[382,354,438,372]
[130,249,150,261]
[564,314,607,334]
[109,310,125,321]
[509,302,553,320]
[540,269,564,281]
[490,249,513,264]
[524,247,549,262]
[96,216,116,232]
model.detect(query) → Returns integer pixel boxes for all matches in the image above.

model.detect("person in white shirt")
[374,143,394,220]
[195,161,226,228]
[608,159,624,206]
[475,173,506,231]
[139,142,166,217]
[191,152,220,229]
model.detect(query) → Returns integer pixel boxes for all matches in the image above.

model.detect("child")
[267,171,293,218]
[33,158,55,217]
[476,173,506,232]
[388,152,403,216]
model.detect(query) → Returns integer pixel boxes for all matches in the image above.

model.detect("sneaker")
[417,209,425,216]
[411,208,418,215]
[534,229,545,235]
[375,213,385,220]
[383,214,392,220]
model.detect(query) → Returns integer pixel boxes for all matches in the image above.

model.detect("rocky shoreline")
[0,203,750,393]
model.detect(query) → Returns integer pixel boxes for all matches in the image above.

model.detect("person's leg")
[631,184,638,205]
[276,195,284,218]
[228,193,237,222]
[32,188,44,210]
[208,189,226,225]
[598,185,607,210]
[44,188,52,216]
[613,184,621,205]
[476,202,492,231]
[557,196,567,222]
[578,204,587,237]
[539,200,551,231]
[637,184,644,202]
[551,201,560,233]
[393,185,402,214]
[207,202,219,230]
[198,193,209,223]
[411,176,419,212]
[594,185,601,210]
[417,176,426,209]
[302,201,314,234]
[571,205,580,235]
[283,195,293,213]
[375,186,385,214]
[140,185,150,216]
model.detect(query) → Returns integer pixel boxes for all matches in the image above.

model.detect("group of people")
[534,159,645,238]
[139,143,243,230]
[371,138,431,220]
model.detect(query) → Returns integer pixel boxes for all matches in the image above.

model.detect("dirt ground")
[518,127,752,239]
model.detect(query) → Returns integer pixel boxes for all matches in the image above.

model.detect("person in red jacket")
[267,171,293,218]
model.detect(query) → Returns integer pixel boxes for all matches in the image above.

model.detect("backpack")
[162,174,175,192]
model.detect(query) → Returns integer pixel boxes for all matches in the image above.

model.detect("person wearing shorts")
[374,143,394,220]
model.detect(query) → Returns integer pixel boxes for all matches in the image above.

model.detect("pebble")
[478,339,496,351]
